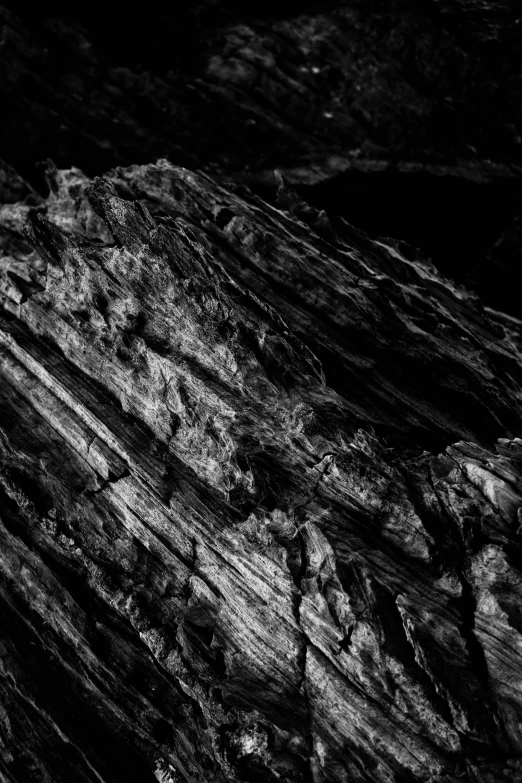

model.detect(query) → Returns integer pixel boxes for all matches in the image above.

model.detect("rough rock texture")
[2,162,522,781]
[2,0,522,325]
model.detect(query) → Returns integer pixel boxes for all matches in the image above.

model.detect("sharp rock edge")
[1,162,522,782]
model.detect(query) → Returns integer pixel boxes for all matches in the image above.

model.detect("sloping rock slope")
[1,163,522,782]
[3,0,521,317]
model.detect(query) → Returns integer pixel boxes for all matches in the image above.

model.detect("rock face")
[1,161,522,782]
[2,0,522,324]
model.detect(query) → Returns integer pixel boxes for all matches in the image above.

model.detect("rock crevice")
[1,163,522,781]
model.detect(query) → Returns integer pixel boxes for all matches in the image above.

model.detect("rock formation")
[2,0,521,316]
[2,2,522,781]
[1,158,522,782]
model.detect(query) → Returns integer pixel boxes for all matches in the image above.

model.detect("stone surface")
[1,163,522,781]
[2,0,522,317]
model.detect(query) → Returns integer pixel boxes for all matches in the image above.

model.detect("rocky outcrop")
[2,0,522,323]
[1,162,522,781]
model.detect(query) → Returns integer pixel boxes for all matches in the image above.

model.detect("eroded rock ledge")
[1,162,522,782]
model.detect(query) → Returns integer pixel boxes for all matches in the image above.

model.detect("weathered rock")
[1,164,522,781]
[2,0,522,319]
[5,159,522,452]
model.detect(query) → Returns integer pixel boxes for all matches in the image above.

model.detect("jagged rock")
[4,159,522,452]
[1,164,522,781]
[3,0,522,320]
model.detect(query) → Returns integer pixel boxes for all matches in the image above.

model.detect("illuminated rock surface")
[1,162,522,781]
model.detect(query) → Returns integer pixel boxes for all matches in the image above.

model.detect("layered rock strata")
[1,164,522,782]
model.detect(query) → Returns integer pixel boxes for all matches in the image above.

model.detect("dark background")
[1,0,521,315]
